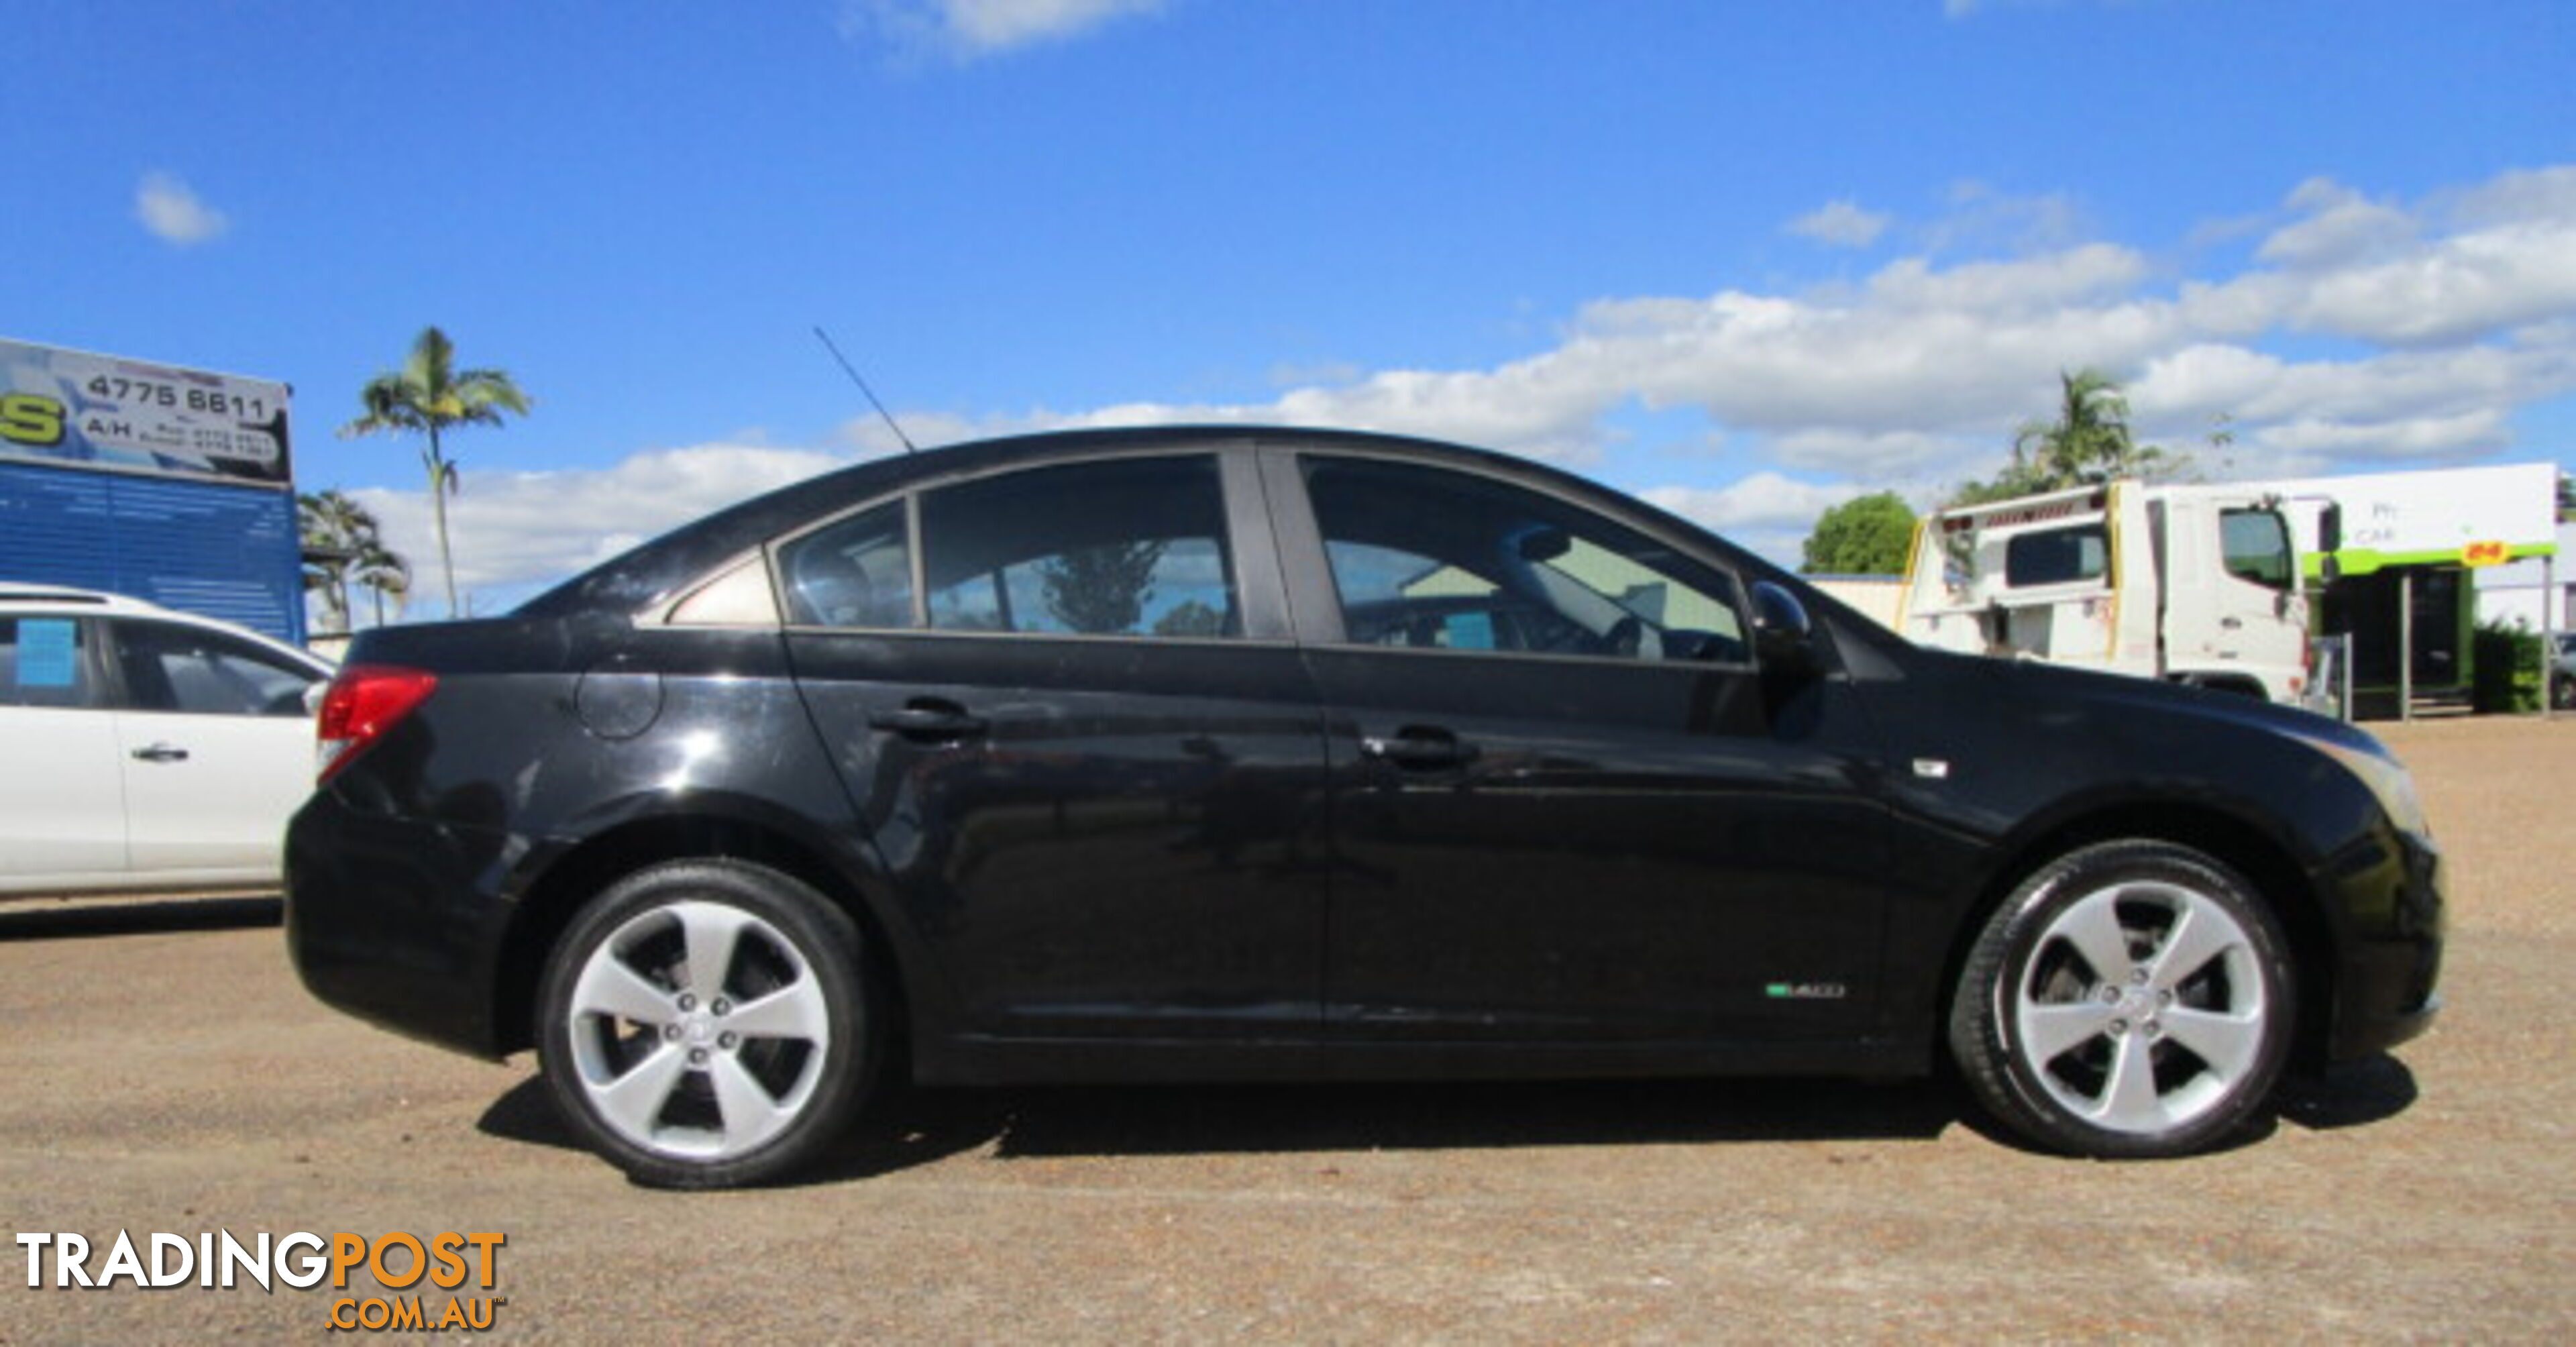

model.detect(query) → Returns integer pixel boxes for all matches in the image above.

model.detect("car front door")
[784,449,1331,1048]
[1271,449,1895,1048]
[106,618,325,881]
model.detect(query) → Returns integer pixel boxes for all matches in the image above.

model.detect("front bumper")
[2324,827,2445,1063]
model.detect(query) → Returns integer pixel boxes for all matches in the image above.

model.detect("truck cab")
[1900,481,2311,702]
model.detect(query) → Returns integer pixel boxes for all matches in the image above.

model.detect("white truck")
[1897,480,2327,703]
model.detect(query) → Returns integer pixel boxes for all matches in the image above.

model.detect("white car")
[1,585,331,898]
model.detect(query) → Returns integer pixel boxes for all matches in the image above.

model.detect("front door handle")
[868,700,989,743]
[129,742,191,764]
[1360,726,1475,769]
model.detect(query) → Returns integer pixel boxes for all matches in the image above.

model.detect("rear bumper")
[283,792,518,1059]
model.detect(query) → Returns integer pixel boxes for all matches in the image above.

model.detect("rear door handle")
[1361,726,1475,769]
[867,700,988,742]
[129,742,191,764]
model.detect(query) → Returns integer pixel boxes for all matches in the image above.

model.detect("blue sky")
[8,0,2572,614]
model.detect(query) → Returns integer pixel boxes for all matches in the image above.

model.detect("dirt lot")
[3,716,2569,1343]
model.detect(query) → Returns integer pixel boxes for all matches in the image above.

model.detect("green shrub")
[2472,618,2543,713]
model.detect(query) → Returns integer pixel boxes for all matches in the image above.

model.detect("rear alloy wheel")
[1949,841,2294,1158]
[538,861,875,1188]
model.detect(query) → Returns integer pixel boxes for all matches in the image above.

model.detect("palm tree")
[1953,368,2184,507]
[298,488,390,636]
[2007,368,2174,489]
[354,543,413,628]
[338,327,531,616]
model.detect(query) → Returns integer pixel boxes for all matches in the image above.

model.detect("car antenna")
[812,325,917,454]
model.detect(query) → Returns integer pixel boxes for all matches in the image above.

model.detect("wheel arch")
[1937,800,2338,1072]
[492,810,921,1072]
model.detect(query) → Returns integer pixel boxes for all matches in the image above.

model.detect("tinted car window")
[0,616,93,708]
[111,620,319,716]
[1303,456,1744,661]
[920,455,1240,639]
[2004,524,2109,587]
[782,501,916,629]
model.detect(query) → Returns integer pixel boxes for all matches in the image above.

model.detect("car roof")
[517,424,1640,621]
[0,584,178,615]
[0,584,332,670]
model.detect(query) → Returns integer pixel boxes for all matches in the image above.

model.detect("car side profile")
[283,427,2444,1187]
[1,585,332,900]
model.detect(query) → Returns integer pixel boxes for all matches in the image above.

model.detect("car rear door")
[783,448,1332,1050]
[0,613,129,886]
[1268,447,1896,1048]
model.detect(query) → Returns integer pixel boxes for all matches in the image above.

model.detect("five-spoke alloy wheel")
[538,861,876,1188]
[1949,841,2295,1159]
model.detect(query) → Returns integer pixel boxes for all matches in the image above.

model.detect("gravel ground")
[1,714,2568,1344]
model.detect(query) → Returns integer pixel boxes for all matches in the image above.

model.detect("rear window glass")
[2004,525,2108,588]
[0,617,92,707]
[920,457,1240,639]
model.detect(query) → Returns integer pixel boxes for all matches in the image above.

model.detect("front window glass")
[112,621,317,716]
[2221,508,2294,591]
[921,456,1240,639]
[1303,456,1746,663]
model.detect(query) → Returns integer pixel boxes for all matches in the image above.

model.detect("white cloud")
[134,172,228,246]
[1788,201,1891,249]
[1644,474,1864,533]
[352,163,2576,596]
[357,442,850,615]
[845,0,1163,60]
[1642,474,1876,566]
[1923,180,2092,255]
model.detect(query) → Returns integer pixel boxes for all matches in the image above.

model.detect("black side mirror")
[1750,580,1816,672]
[2316,504,2344,584]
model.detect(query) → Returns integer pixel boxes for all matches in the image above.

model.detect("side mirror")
[2315,503,2344,584]
[1750,580,1816,672]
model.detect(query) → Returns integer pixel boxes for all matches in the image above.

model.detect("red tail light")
[316,664,439,784]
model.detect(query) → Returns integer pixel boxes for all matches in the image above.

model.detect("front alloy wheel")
[538,861,875,1188]
[1950,841,2294,1158]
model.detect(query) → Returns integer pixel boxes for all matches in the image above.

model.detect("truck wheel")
[1949,840,2294,1159]
[537,860,877,1188]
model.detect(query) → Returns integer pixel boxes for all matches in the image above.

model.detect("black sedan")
[285,427,2443,1187]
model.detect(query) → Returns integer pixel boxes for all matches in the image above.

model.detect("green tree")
[338,327,532,616]
[1951,368,2183,505]
[1801,491,1919,576]
[1152,598,1227,638]
[353,532,413,628]
[297,488,398,635]
[1040,541,1167,634]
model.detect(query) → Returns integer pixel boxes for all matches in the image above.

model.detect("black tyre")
[1948,841,2294,1159]
[537,860,877,1188]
